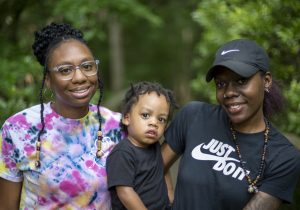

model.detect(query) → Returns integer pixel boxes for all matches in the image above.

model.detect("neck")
[51,102,89,119]
[231,115,266,134]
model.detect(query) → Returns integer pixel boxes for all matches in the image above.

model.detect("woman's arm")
[165,171,174,204]
[243,191,282,210]
[0,178,22,210]
[161,142,179,172]
[116,186,147,210]
[161,142,180,205]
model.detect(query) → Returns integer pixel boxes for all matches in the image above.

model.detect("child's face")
[122,92,170,148]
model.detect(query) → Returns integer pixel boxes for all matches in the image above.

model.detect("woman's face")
[46,39,98,118]
[214,67,271,131]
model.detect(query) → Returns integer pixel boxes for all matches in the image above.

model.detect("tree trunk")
[108,14,124,92]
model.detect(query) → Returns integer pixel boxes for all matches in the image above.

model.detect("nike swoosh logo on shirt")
[221,49,240,55]
[191,143,240,162]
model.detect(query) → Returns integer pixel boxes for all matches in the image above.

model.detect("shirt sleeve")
[260,146,300,203]
[0,123,23,182]
[106,148,136,189]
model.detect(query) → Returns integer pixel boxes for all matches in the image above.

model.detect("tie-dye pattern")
[0,103,124,210]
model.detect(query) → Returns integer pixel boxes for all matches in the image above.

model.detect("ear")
[122,113,130,126]
[264,72,272,90]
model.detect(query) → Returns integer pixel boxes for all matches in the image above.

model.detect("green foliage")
[51,0,162,32]
[0,0,299,207]
[0,55,42,123]
[0,0,163,125]
[191,0,300,135]
[283,80,300,135]
[1,0,300,136]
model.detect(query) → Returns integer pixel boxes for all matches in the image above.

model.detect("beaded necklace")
[230,120,269,193]
[96,131,104,157]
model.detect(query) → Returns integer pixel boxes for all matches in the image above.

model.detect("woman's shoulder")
[180,101,221,115]
[269,125,300,161]
[2,103,50,128]
[183,101,216,108]
[89,104,124,139]
[89,104,121,120]
[1,103,53,144]
[270,125,298,147]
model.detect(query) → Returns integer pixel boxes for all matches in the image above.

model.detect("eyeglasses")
[49,60,99,80]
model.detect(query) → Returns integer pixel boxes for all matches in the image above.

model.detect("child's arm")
[116,186,147,210]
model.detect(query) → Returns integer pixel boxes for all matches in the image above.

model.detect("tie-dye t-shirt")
[0,102,124,210]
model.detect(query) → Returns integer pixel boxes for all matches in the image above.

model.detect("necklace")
[96,131,104,157]
[230,120,269,194]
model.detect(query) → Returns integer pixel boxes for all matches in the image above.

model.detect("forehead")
[48,39,93,64]
[138,92,168,103]
[134,92,169,109]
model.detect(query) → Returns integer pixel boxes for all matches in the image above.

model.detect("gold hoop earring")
[43,88,54,99]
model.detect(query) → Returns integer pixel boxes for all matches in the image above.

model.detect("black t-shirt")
[165,101,300,210]
[106,138,169,210]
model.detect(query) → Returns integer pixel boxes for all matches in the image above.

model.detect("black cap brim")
[206,60,260,82]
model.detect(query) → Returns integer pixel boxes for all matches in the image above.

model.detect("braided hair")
[120,81,178,132]
[32,22,103,167]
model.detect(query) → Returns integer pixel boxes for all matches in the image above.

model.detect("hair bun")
[32,22,85,66]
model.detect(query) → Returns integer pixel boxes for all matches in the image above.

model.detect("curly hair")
[121,81,178,132]
[32,22,86,67]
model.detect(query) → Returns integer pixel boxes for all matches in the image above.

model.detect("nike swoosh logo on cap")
[221,49,240,55]
[191,143,239,162]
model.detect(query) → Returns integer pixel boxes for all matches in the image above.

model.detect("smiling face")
[122,92,170,148]
[214,67,272,132]
[46,39,98,118]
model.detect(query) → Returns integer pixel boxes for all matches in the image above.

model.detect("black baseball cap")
[206,39,269,82]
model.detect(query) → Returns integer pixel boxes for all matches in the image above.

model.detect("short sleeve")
[106,148,136,189]
[260,146,300,203]
[0,123,23,182]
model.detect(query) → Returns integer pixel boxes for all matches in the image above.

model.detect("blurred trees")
[0,0,300,138]
[0,0,299,208]
[191,0,300,137]
[0,0,199,122]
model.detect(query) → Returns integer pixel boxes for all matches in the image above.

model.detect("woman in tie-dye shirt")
[0,22,124,210]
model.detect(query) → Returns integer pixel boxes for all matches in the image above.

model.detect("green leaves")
[191,0,300,135]
[0,55,41,123]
